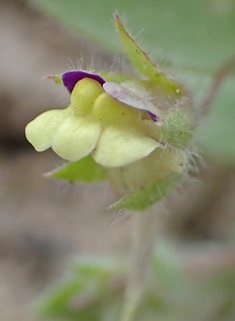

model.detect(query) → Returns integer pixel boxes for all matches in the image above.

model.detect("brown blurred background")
[0,1,235,320]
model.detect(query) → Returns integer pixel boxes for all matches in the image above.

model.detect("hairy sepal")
[47,75,63,86]
[161,109,194,148]
[115,14,182,97]
[109,174,182,211]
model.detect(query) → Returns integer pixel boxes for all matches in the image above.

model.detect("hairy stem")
[119,205,158,321]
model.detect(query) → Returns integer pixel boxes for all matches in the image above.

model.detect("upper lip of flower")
[62,71,158,122]
[62,71,106,93]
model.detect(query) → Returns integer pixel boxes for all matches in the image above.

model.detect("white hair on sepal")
[98,52,138,80]
[65,52,127,81]
[43,160,74,198]
[65,55,94,74]
[188,144,204,173]
[110,53,129,73]
[66,57,77,71]
[109,208,132,225]
[167,163,201,202]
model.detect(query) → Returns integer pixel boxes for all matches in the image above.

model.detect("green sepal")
[115,15,182,97]
[47,74,63,86]
[109,174,182,211]
[46,154,108,182]
[161,109,194,148]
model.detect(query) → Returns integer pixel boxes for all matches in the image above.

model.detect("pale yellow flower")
[26,73,165,167]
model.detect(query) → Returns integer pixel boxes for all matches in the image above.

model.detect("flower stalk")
[120,205,158,321]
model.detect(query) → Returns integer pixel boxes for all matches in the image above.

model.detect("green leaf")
[36,278,88,320]
[47,154,108,182]
[28,0,235,71]
[71,255,124,278]
[110,174,181,211]
[36,256,124,321]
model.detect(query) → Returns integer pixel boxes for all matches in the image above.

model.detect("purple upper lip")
[62,71,105,93]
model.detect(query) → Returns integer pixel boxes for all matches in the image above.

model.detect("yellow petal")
[52,115,101,161]
[92,125,161,167]
[92,92,141,125]
[25,109,67,152]
[71,78,104,114]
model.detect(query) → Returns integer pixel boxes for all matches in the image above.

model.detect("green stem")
[119,205,158,321]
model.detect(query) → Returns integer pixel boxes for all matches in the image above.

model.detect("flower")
[26,71,189,176]
[26,71,167,167]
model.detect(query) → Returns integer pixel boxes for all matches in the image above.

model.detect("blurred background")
[0,0,235,320]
